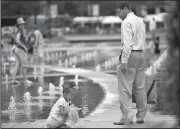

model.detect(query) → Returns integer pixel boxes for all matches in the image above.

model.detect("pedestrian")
[114,2,147,125]
[154,37,160,55]
[28,24,45,86]
[14,17,33,85]
[28,24,44,64]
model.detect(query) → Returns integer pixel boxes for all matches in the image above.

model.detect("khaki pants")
[117,51,147,119]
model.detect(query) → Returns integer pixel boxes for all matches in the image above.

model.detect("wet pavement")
[1,67,178,128]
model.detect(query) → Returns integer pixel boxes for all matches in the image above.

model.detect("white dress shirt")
[121,12,146,63]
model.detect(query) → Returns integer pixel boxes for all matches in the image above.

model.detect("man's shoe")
[113,120,125,125]
[113,118,133,125]
[136,117,144,124]
[136,113,145,124]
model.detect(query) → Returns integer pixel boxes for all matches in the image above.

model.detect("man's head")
[115,2,131,20]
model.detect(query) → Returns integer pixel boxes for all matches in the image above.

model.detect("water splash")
[96,65,101,72]
[38,87,43,96]
[5,74,8,91]
[145,49,168,76]
[59,77,64,95]
[8,96,16,120]
[33,66,37,80]
[74,74,78,85]
[64,59,69,68]
[49,83,55,91]
[23,92,31,102]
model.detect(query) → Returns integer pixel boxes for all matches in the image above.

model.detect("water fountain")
[49,83,55,91]
[33,66,37,80]
[64,59,69,68]
[38,96,44,113]
[74,74,79,89]
[51,53,55,63]
[85,53,89,61]
[8,96,16,120]
[24,97,31,120]
[73,56,77,65]
[59,77,64,95]
[55,52,59,61]
[88,52,92,60]
[58,60,62,67]
[92,51,97,57]
[5,74,9,91]
[58,52,62,58]
[3,63,6,75]
[109,59,112,67]
[24,92,31,102]
[104,61,108,70]
[60,76,64,86]
[39,64,45,88]
[38,87,43,96]
[46,52,50,63]
[69,57,73,66]
[96,64,101,72]
[81,54,85,63]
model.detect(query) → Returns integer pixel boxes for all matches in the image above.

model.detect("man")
[114,2,147,125]
[14,17,32,85]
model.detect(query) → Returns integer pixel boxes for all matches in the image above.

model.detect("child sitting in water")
[45,83,81,128]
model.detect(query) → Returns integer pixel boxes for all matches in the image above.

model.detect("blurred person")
[154,37,160,55]
[14,17,32,85]
[114,2,147,125]
[45,84,81,128]
[28,24,44,63]
[156,2,179,127]
[28,24,45,86]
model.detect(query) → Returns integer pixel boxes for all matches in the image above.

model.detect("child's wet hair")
[62,83,75,94]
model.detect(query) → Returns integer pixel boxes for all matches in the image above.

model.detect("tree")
[64,2,79,16]
[1,1,41,16]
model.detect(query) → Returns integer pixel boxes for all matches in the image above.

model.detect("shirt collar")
[126,12,134,18]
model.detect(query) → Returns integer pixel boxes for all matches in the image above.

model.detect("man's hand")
[120,63,128,74]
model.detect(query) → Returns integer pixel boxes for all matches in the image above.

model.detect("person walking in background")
[14,17,32,86]
[154,37,160,55]
[28,24,45,86]
[114,2,147,125]
[28,24,44,63]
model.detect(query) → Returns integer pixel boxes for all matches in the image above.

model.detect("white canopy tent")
[73,17,90,23]
[101,16,122,24]
[73,16,103,23]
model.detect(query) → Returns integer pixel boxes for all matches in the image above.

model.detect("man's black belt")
[131,50,143,52]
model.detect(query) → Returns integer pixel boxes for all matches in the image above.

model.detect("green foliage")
[1,1,40,16]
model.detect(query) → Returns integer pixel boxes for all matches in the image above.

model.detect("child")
[45,84,80,128]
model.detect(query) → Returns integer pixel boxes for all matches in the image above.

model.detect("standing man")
[114,2,147,125]
[14,17,32,85]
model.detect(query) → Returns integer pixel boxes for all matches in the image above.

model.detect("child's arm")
[60,105,70,115]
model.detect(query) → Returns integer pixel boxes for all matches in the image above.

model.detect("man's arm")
[143,22,146,51]
[121,21,133,63]
[15,33,28,52]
